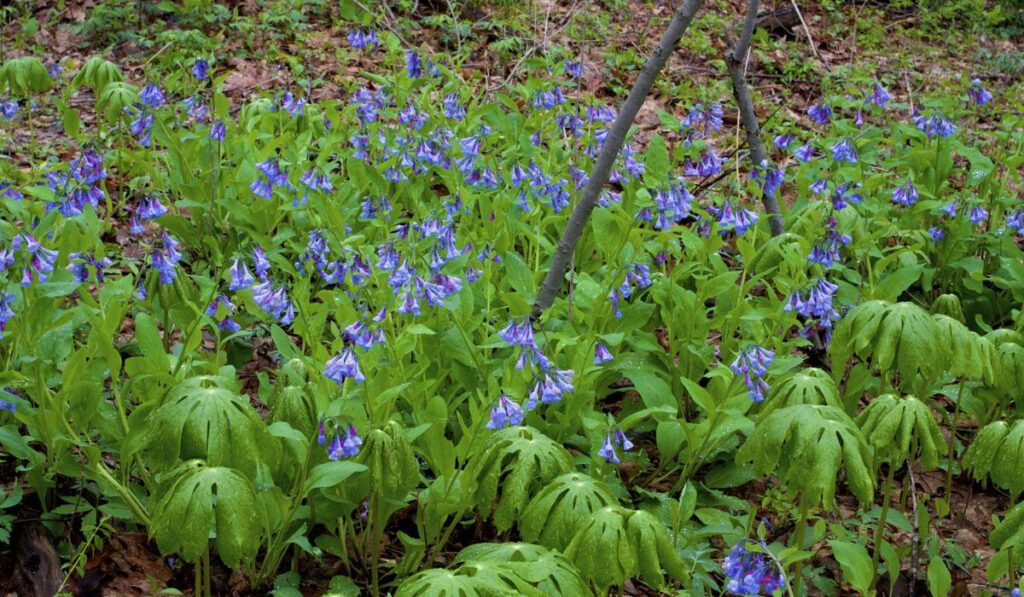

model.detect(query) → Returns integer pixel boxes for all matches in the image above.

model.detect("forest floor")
[1,0,1022,594]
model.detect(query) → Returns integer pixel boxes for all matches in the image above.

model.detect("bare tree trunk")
[726,0,785,236]
[531,0,705,321]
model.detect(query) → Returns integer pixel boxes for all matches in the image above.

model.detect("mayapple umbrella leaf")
[96,82,141,123]
[0,57,52,97]
[931,293,966,323]
[855,394,944,468]
[962,419,1024,499]
[70,56,124,95]
[932,314,1001,385]
[830,301,947,389]
[520,472,618,550]
[991,500,1024,556]
[737,404,875,507]
[356,420,419,502]
[759,367,841,418]
[467,426,572,533]
[394,561,543,597]
[142,376,280,479]
[149,461,267,568]
[452,543,590,596]
[994,342,1024,405]
[267,384,317,438]
[562,506,687,591]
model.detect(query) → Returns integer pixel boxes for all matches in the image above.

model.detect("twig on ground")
[788,0,830,71]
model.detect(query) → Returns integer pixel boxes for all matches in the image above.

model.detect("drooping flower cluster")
[713,201,759,237]
[497,317,575,412]
[808,219,852,269]
[12,234,59,286]
[251,159,291,200]
[722,541,786,596]
[786,277,840,343]
[597,429,633,464]
[205,295,241,333]
[487,395,525,430]
[608,263,653,318]
[66,252,112,283]
[730,345,774,402]
[320,420,362,460]
[913,109,956,138]
[43,150,107,217]
[966,78,992,107]
[890,181,919,207]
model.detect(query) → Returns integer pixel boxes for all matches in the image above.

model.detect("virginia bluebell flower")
[722,541,786,595]
[1007,209,1024,233]
[347,29,378,49]
[831,183,864,210]
[0,292,14,338]
[487,395,525,430]
[324,347,365,384]
[209,119,225,142]
[594,343,614,365]
[731,345,774,402]
[443,93,466,121]
[684,149,723,177]
[406,50,422,78]
[773,133,794,151]
[967,78,992,106]
[714,201,759,236]
[793,144,816,162]
[229,259,255,291]
[1,99,18,121]
[929,227,945,241]
[206,295,241,332]
[807,103,832,125]
[614,429,634,451]
[969,206,988,225]
[252,280,294,324]
[565,60,583,78]
[870,83,891,107]
[0,399,15,413]
[193,59,210,81]
[681,103,724,139]
[140,83,166,108]
[830,138,858,163]
[597,434,619,464]
[279,92,306,116]
[913,110,956,138]
[526,369,574,409]
[941,201,957,217]
[137,197,168,220]
[891,182,918,207]
[753,162,784,199]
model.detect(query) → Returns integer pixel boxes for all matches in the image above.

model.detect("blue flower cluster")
[722,541,785,595]
[730,345,774,402]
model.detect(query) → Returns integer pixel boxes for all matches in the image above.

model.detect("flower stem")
[792,495,811,596]
[871,462,897,591]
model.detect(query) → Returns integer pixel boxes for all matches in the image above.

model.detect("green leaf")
[520,473,617,550]
[143,376,280,478]
[643,135,670,186]
[150,462,266,567]
[467,426,572,533]
[304,461,368,493]
[828,540,874,596]
[926,557,951,597]
[737,404,874,508]
[963,420,1024,498]
[855,394,944,468]
[619,368,675,410]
